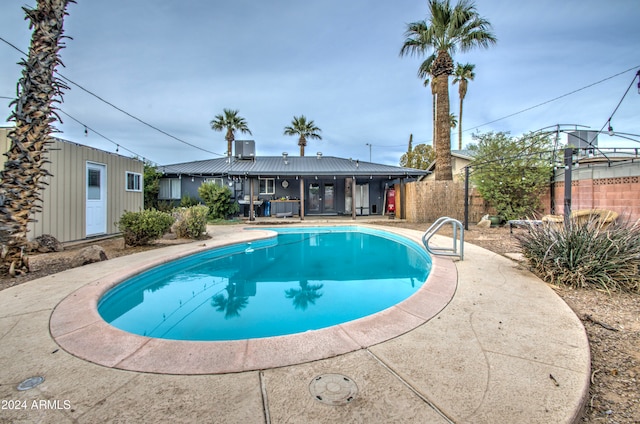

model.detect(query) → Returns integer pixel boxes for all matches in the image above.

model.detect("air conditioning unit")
[568,131,598,149]
[235,140,256,160]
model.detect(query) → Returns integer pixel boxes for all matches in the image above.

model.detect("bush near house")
[143,162,162,210]
[116,210,174,247]
[180,193,200,207]
[172,205,209,239]
[198,182,239,220]
[516,219,640,293]
[469,131,553,221]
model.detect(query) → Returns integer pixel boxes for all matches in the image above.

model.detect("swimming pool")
[98,226,432,341]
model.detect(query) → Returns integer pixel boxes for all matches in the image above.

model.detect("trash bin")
[264,201,271,217]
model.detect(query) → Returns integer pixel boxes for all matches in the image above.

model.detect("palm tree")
[419,62,437,144]
[211,283,249,318]
[0,0,73,276]
[285,281,324,310]
[452,63,475,150]
[400,0,496,180]
[449,113,458,130]
[283,115,322,157]
[210,109,252,159]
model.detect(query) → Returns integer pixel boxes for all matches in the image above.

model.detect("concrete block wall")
[542,176,640,223]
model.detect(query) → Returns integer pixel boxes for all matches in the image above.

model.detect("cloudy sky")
[1,0,639,166]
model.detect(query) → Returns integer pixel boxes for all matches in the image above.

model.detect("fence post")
[464,166,470,230]
[563,147,573,227]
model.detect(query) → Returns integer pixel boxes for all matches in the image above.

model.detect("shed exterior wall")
[29,139,144,242]
[0,129,143,242]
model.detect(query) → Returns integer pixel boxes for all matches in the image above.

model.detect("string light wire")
[0,35,224,158]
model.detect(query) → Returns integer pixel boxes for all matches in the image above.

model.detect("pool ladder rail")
[422,217,464,260]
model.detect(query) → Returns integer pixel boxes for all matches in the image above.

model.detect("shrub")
[516,219,640,293]
[143,162,162,209]
[180,193,200,207]
[469,131,553,221]
[198,182,239,219]
[116,210,175,246]
[156,200,174,213]
[172,205,209,239]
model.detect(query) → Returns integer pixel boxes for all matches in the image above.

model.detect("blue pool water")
[98,227,432,341]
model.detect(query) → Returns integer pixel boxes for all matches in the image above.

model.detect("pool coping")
[49,225,457,375]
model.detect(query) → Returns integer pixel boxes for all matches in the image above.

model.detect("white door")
[86,162,107,236]
[355,184,370,215]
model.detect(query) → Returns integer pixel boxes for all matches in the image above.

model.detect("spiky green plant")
[516,219,640,293]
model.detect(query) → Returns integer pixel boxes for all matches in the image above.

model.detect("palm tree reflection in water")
[211,282,249,318]
[285,281,324,310]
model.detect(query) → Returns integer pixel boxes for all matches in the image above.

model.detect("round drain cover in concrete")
[17,376,44,391]
[309,374,358,405]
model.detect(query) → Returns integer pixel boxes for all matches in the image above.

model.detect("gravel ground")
[1,222,638,423]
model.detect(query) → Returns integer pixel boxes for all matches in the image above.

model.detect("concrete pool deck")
[0,224,590,423]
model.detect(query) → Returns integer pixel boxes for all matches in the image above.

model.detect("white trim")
[86,161,107,235]
[126,171,142,192]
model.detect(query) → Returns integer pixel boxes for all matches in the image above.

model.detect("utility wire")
[56,74,224,157]
[463,65,640,134]
[57,109,155,163]
[0,35,224,158]
[586,69,640,150]
[404,66,639,148]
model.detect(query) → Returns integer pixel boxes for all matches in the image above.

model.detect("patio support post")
[351,176,356,220]
[249,178,255,221]
[299,177,305,220]
[400,178,406,220]
[563,147,573,228]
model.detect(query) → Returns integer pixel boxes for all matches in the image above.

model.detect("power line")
[586,69,640,151]
[57,109,155,163]
[0,35,224,158]
[56,74,224,157]
[463,65,640,133]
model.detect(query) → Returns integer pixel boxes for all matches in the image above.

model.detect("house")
[424,150,475,180]
[158,140,428,219]
[0,127,144,242]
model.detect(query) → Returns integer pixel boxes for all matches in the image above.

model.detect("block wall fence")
[540,176,640,223]
[400,164,639,224]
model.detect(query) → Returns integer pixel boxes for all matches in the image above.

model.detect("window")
[204,178,224,187]
[126,172,142,192]
[159,178,181,199]
[259,178,275,195]
[87,168,101,200]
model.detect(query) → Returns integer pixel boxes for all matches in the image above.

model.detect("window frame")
[259,178,275,195]
[158,178,181,200]
[125,171,143,192]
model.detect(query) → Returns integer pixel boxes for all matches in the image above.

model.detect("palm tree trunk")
[432,92,436,149]
[226,130,233,158]
[434,75,453,181]
[458,96,464,150]
[0,0,72,276]
[299,137,306,157]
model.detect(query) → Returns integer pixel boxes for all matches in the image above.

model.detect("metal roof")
[159,155,429,178]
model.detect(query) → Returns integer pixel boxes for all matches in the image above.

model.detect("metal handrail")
[422,217,464,260]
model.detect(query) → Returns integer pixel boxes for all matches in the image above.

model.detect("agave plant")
[0,0,74,276]
[516,218,640,293]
